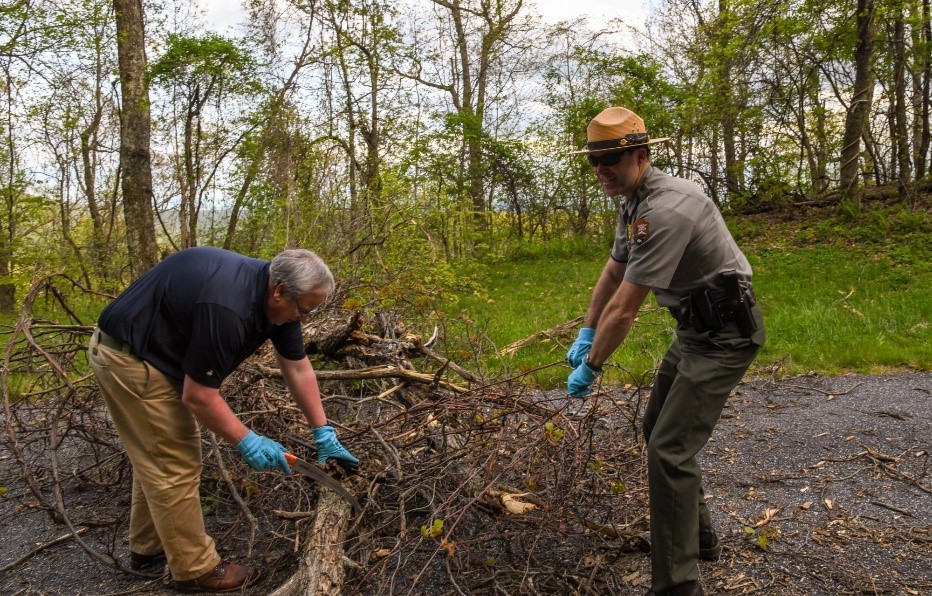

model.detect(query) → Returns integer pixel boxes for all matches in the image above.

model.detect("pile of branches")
[1,274,653,595]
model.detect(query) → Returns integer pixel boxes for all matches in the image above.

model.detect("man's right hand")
[236,430,291,473]
[566,327,596,368]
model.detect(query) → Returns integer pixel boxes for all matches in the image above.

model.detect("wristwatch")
[585,357,603,372]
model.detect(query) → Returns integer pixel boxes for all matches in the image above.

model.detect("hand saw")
[284,452,362,513]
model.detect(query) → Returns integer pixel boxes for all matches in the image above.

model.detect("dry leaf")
[441,539,456,556]
[501,492,537,515]
[754,507,780,527]
[824,498,834,510]
[800,501,813,510]
[370,548,392,560]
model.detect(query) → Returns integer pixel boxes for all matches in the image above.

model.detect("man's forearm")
[585,258,626,328]
[181,376,249,445]
[278,355,328,428]
[587,280,651,366]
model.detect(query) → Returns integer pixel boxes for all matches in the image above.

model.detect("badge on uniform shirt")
[633,218,649,245]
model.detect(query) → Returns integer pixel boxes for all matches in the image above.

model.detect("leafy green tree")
[149,33,261,248]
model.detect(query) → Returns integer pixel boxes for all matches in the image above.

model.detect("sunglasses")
[587,151,631,167]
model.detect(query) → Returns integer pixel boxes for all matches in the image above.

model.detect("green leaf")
[421,518,444,539]
[757,533,770,550]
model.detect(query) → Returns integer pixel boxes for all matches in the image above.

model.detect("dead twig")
[0,527,89,572]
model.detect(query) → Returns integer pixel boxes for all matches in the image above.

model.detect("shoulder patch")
[633,218,649,245]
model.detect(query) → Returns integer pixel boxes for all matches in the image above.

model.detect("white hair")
[269,249,334,299]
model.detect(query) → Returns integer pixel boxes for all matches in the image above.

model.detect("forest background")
[0,0,930,387]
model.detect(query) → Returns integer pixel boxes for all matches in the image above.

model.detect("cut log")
[268,490,353,596]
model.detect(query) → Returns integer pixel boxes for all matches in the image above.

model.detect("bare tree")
[406,0,527,229]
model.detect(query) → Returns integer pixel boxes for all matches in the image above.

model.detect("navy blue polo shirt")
[98,247,306,388]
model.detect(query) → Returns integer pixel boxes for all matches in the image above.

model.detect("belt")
[97,330,131,354]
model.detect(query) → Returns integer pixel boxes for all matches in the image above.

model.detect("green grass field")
[450,207,932,388]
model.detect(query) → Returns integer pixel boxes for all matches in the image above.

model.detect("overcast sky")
[202,0,650,33]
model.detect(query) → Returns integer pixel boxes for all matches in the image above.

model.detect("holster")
[673,270,759,338]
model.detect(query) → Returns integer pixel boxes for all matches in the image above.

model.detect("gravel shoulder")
[699,372,932,594]
[1,372,930,595]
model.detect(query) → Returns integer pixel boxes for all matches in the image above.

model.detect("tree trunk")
[892,8,912,197]
[718,0,741,202]
[80,83,107,277]
[114,0,158,276]
[839,0,876,205]
[914,0,931,178]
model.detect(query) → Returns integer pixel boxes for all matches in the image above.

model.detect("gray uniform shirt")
[611,166,752,308]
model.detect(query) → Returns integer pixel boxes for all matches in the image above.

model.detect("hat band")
[587,132,650,151]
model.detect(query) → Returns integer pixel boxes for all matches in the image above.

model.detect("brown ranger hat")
[573,107,670,155]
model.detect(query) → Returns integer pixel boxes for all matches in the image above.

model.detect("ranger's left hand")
[567,361,601,398]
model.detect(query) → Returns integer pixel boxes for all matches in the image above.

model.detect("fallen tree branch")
[252,363,468,393]
[209,432,258,557]
[499,316,584,357]
[0,527,89,572]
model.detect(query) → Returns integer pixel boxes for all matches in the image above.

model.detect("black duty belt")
[670,271,759,337]
[98,330,131,354]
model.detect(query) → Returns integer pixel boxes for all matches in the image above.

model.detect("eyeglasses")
[292,298,316,317]
[587,151,630,167]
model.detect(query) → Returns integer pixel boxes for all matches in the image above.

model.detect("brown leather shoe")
[129,550,166,571]
[173,561,262,593]
[645,580,705,596]
[699,528,722,561]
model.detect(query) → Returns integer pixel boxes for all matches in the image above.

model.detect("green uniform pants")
[642,320,762,591]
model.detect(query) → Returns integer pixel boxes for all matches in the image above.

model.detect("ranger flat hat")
[573,107,669,155]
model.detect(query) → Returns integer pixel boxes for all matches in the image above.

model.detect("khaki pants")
[642,321,762,591]
[88,330,221,580]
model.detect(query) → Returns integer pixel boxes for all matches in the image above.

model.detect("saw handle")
[284,452,297,466]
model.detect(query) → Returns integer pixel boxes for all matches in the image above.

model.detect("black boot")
[699,528,722,561]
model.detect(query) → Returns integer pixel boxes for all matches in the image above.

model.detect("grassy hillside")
[450,204,932,388]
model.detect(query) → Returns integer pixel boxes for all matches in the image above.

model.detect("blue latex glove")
[568,361,601,398]
[313,425,360,466]
[236,430,291,474]
[566,327,596,368]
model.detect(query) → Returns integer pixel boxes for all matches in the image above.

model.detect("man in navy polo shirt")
[88,247,358,593]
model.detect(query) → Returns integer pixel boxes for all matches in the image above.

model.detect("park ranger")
[565,107,765,596]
